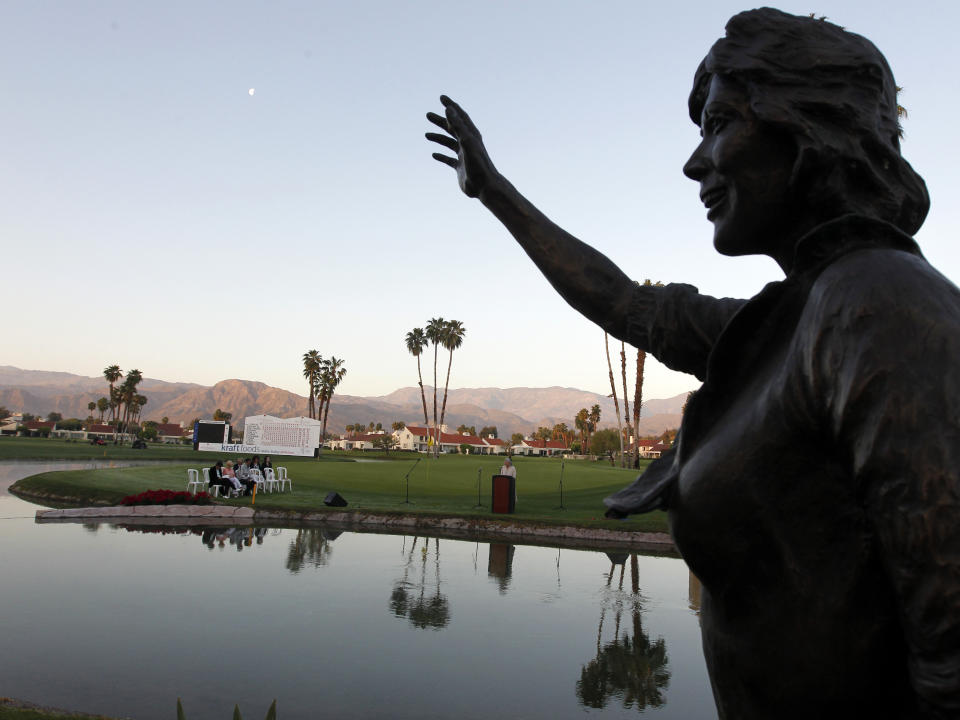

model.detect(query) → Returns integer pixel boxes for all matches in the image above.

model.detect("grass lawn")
[0,435,215,462]
[0,436,350,463]
[10,444,667,533]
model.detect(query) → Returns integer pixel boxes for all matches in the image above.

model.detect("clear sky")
[4,1,958,401]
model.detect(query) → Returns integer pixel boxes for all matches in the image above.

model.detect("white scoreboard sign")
[196,415,323,456]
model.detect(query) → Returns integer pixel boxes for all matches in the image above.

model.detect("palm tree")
[589,403,602,452]
[96,397,108,423]
[119,369,143,438]
[103,365,122,422]
[108,391,119,426]
[575,408,589,452]
[425,317,446,455]
[633,350,645,467]
[87,401,96,419]
[317,357,346,455]
[302,350,322,419]
[405,328,430,427]
[552,422,572,447]
[620,341,633,467]
[605,332,625,467]
[632,280,662,466]
[437,319,465,455]
[134,395,147,426]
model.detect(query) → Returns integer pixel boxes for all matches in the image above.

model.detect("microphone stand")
[474,467,484,509]
[556,459,566,510]
[402,457,420,505]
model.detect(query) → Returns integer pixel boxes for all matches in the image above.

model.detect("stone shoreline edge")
[35,504,676,552]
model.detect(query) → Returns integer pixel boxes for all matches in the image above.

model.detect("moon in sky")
[248,88,255,96]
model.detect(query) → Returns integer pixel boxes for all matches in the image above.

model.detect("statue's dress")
[605,215,960,718]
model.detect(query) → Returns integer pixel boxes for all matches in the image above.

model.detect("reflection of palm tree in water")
[389,536,450,630]
[285,528,334,574]
[577,554,670,711]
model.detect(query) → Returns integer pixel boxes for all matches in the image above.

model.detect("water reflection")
[285,528,337,571]
[2,461,711,719]
[487,542,515,594]
[577,553,671,712]
[390,536,450,630]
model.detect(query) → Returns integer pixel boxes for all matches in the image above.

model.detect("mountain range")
[0,366,686,438]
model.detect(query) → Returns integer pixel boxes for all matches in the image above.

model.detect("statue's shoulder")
[811,246,960,331]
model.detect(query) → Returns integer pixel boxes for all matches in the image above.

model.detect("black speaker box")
[324,491,348,507]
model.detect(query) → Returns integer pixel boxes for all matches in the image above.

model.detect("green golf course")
[5,437,667,533]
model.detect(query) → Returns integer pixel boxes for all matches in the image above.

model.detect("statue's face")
[683,75,806,270]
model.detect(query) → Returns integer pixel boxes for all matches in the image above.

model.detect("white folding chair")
[186,468,204,494]
[250,467,267,493]
[202,467,219,497]
[276,466,292,492]
[263,467,278,492]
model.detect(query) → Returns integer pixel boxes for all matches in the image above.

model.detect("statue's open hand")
[426,95,496,199]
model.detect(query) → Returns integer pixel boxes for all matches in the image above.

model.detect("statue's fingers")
[425,132,458,152]
[426,111,451,133]
[431,153,458,168]
[443,101,480,137]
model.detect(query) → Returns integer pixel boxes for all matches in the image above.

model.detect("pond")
[0,462,715,719]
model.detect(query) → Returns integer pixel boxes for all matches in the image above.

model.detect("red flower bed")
[120,489,212,506]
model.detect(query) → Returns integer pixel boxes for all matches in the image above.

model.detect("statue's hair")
[688,8,928,235]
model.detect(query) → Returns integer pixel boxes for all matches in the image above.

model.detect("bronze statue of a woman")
[427,8,960,719]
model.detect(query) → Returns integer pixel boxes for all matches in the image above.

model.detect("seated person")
[222,461,242,492]
[235,459,256,495]
[209,461,232,495]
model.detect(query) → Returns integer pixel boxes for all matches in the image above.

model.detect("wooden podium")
[491,474,516,513]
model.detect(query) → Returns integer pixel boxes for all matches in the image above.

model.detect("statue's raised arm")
[426,96,636,341]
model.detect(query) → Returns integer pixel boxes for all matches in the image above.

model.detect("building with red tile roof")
[395,425,505,454]
[515,437,569,456]
[86,423,116,434]
[157,423,188,438]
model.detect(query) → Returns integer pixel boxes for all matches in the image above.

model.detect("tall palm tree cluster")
[301,351,347,454]
[405,318,466,458]
[574,405,602,453]
[101,365,147,439]
[604,279,663,467]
